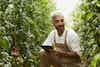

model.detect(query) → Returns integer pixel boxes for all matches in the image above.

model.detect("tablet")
[41,45,53,52]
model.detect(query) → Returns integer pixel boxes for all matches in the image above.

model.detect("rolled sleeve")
[42,30,54,46]
[67,29,81,55]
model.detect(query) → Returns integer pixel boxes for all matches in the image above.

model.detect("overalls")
[40,31,81,67]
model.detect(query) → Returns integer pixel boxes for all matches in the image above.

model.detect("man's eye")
[55,20,59,23]
[61,19,64,22]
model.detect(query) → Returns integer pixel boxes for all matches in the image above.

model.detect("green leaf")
[90,53,100,67]
[0,39,9,49]
[96,1,100,7]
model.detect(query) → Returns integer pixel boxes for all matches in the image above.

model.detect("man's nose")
[59,21,63,25]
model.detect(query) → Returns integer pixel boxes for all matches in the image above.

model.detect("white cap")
[51,11,64,18]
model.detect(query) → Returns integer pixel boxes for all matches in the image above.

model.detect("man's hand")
[48,47,80,58]
[65,51,79,57]
[47,48,54,52]
[53,47,80,57]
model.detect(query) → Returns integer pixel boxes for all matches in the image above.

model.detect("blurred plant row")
[0,0,54,67]
[0,0,100,67]
[73,0,100,67]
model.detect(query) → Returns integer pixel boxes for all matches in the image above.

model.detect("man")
[40,12,81,67]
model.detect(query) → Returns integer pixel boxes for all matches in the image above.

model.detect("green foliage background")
[73,0,100,67]
[0,0,54,67]
[0,0,100,67]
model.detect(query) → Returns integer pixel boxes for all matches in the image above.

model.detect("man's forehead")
[52,15,64,20]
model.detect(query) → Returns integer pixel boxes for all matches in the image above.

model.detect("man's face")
[52,15,64,31]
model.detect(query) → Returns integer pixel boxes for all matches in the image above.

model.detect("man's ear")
[52,22,55,25]
[51,22,55,29]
